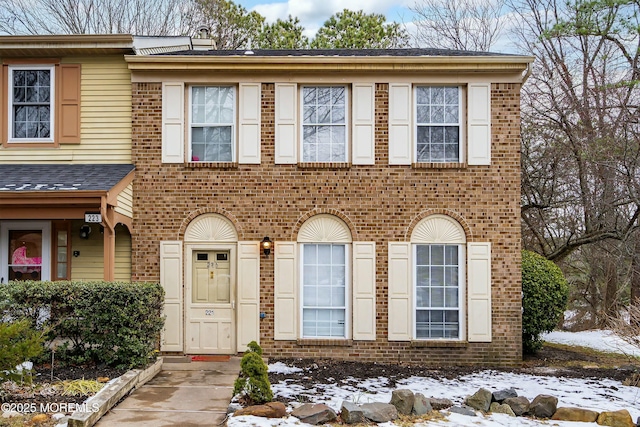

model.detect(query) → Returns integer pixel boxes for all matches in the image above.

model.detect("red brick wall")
[131,81,522,366]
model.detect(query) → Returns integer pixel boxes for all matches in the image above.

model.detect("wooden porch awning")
[0,164,135,280]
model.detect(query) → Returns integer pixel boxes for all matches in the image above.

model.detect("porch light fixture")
[261,236,272,257]
[79,225,91,240]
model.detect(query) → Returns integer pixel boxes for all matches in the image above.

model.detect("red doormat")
[190,355,231,362]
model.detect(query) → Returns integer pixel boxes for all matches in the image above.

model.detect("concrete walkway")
[95,357,240,427]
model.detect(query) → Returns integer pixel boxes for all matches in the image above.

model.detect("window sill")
[297,338,353,347]
[297,162,351,169]
[410,340,468,348]
[412,162,467,169]
[186,162,238,169]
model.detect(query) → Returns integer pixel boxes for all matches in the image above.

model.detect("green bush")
[0,319,45,382]
[2,280,164,369]
[233,341,272,404]
[522,250,569,353]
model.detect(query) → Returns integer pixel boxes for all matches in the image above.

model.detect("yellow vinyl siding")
[115,183,133,218]
[70,221,131,281]
[0,55,131,164]
[115,224,131,281]
[70,221,103,281]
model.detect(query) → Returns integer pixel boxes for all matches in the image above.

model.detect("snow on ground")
[543,329,640,357]
[229,330,640,427]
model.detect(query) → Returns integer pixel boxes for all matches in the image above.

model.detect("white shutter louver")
[388,83,412,165]
[274,242,297,339]
[162,82,185,163]
[275,83,298,164]
[352,83,375,165]
[352,242,376,340]
[160,241,183,351]
[238,83,261,164]
[467,83,491,165]
[388,242,412,340]
[467,242,492,342]
[237,241,260,351]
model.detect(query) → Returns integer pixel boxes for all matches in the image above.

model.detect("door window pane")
[8,230,42,281]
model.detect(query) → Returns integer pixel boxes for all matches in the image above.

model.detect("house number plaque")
[205,310,214,316]
[84,212,102,223]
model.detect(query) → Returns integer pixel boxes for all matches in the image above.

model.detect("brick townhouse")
[128,45,532,365]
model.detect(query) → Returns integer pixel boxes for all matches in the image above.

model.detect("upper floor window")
[9,66,54,142]
[190,85,235,162]
[415,86,461,163]
[302,86,347,162]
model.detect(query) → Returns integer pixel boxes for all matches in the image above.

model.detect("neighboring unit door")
[0,221,51,284]
[187,250,235,353]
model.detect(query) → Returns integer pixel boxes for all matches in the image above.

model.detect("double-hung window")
[415,244,462,339]
[302,86,347,162]
[301,243,348,338]
[415,86,460,162]
[9,66,54,141]
[190,86,235,162]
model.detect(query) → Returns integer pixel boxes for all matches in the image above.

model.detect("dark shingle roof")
[0,164,134,192]
[156,48,513,57]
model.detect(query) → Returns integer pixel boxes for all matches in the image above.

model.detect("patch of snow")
[543,329,640,357]
[268,362,303,374]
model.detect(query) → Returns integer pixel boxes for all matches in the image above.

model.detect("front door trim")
[0,220,51,284]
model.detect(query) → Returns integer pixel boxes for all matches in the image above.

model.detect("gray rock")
[340,401,365,424]
[503,396,530,416]
[291,403,337,425]
[413,393,432,416]
[489,402,516,417]
[390,389,415,415]
[529,394,558,419]
[465,388,493,412]
[227,403,243,414]
[492,388,517,402]
[361,402,398,423]
[429,397,454,410]
[450,406,477,416]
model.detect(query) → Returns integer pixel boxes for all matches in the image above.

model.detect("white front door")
[186,249,236,354]
[0,221,51,284]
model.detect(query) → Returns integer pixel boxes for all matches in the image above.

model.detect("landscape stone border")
[67,357,163,427]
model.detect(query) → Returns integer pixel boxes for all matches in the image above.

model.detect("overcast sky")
[236,0,415,39]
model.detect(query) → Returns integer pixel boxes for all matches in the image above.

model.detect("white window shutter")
[238,83,261,164]
[388,83,412,165]
[352,242,376,340]
[160,241,183,351]
[467,83,491,165]
[237,241,260,351]
[388,242,412,341]
[162,82,184,163]
[274,242,297,339]
[467,242,492,342]
[352,83,375,165]
[275,83,298,164]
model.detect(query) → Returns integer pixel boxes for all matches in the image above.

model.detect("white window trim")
[187,85,237,163]
[0,221,52,283]
[299,85,350,163]
[299,243,351,339]
[8,65,55,143]
[412,243,466,340]
[413,85,464,163]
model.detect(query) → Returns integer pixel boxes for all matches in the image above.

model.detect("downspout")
[101,196,116,281]
[522,62,533,84]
